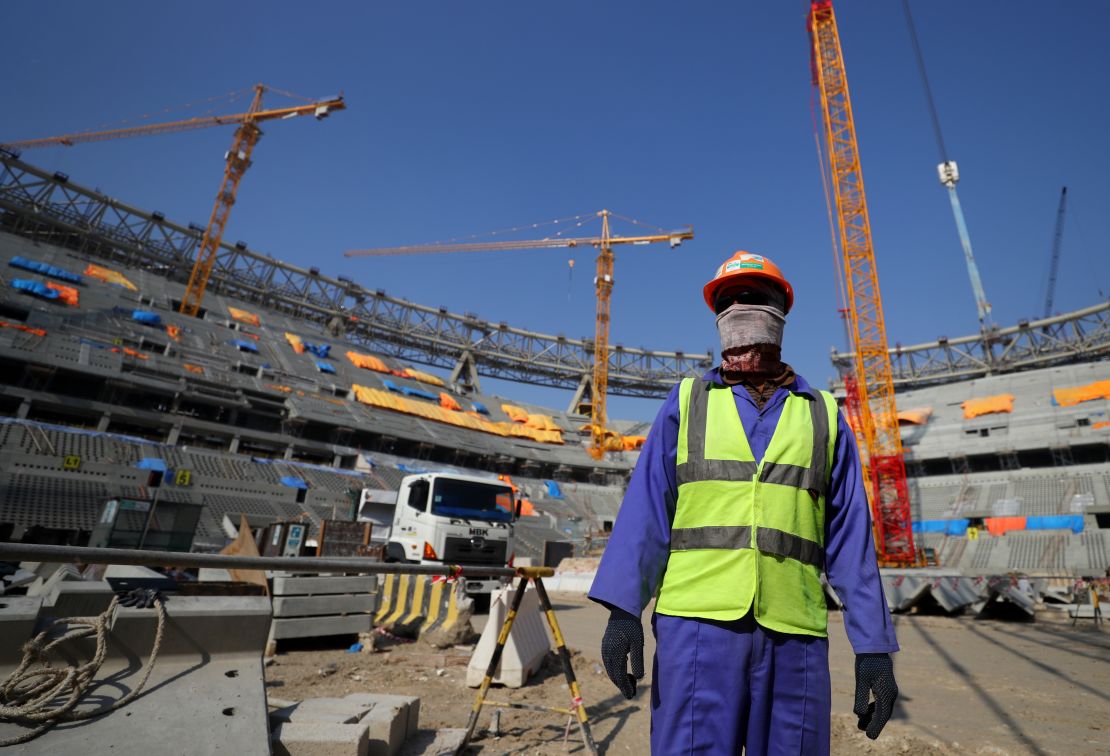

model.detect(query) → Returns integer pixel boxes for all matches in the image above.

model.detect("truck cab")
[379,472,518,602]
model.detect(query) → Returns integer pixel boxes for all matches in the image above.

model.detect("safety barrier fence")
[0,542,598,753]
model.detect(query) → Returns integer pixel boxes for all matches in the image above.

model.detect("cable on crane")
[901,0,949,162]
[810,89,848,319]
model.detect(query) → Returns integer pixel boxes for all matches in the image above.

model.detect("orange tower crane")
[808,1,916,564]
[2,84,345,316]
[346,210,693,459]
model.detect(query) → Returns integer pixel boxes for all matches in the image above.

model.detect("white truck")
[359,472,520,604]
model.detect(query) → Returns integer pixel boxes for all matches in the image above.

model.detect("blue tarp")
[230,339,258,353]
[135,458,167,472]
[316,361,336,374]
[305,343,331,359]
[401,385,438,401]
[1026,515,1083,534]
[544,480,564,499]
[11,279,59,300]
[280,476,309,489]
[913,519,970,536]
[9,256,82,283]
[396,463,429,474]
[131,310,162,326]
[471,401,490,415]
[383,379,401,393]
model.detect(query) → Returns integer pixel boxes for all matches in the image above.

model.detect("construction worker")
[589,252,899,754]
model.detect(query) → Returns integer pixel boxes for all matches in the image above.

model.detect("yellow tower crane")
[808,1,916,564]
[2,84,345,316]
[346,210,694,459]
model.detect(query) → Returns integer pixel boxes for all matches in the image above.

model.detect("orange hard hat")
[702,251,794,314]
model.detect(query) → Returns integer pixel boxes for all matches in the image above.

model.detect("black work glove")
[118,587,161,609]
[853,653,898,739]
[600,607,644,699]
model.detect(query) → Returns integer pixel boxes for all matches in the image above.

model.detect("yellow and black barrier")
[463,567,597,755]
[374,573,467,638]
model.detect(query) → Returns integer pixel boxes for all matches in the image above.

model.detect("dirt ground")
[264,595,1110,755]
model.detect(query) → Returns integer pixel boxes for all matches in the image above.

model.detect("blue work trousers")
[651,613,831,755]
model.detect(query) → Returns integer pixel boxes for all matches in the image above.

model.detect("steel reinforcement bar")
[0,154,711,398]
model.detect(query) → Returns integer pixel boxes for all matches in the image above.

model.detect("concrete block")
[467,585,550,688]
[273,722,369,756]
[0,596,43,665]
[46,580,115,617]
[273,594,378,617]
[272,575,378,596]
[363,703,407,756]
[270,614,373,640]
[343,693,420,738]
[271,697,374,725]
[398,729,465,756]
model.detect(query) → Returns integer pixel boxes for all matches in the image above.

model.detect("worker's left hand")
[853,653,898,739]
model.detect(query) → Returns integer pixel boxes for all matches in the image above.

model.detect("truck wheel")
[471,592,491,614]
[384,542,407,564]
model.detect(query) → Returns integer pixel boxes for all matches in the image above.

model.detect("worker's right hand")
[600,607,644,699]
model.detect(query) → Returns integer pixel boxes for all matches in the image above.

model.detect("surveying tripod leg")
[463,575,529,747]
[533,577,598,756]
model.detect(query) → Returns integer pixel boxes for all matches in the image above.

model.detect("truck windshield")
[430,478,514,523]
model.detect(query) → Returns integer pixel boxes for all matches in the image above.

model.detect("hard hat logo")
[704,251,794,314]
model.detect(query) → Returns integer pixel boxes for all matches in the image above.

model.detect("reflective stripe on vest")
[656,377,838,635]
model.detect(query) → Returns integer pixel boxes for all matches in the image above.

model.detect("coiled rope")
[0,591,166,747]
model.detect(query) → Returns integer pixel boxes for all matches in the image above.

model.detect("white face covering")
[716,303,786,354]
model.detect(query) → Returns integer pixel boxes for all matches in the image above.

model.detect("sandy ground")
[264,595,1110,755]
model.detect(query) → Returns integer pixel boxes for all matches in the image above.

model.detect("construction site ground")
[264,593,1110,755]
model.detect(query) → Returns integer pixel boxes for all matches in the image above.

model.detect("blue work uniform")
[589,367,897,755]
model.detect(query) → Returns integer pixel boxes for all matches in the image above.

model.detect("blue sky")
[5,1,1107,421]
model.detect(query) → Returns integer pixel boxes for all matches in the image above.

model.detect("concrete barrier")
[466,584,551,688]
[374,574,472,644]
[0,583,272,754]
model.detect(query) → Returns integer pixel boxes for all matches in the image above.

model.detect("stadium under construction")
[0,152,1106,577]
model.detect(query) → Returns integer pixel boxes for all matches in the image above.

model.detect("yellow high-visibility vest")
[655,377,838,636]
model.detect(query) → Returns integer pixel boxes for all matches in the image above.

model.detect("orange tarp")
[0,321,46,337]
[1094,421,1110,430]
[984,516,1027,536]
[403,367,445,387]
[525,414,560,431]
[622,435,647,451]
[439,392,462,411]
[84,263,137,291]
[961,394,1014,419]
[1053,380,1110,407]
[166,325,181,341]
[184,363,204,374]
[285,332,305,354]
[353,384,563,445]
[897,407,932,425]
[112,346,148,360]
[347,351,389,373]
[228,306,260,326]
[45,282,79,306]
[501,404,530,423]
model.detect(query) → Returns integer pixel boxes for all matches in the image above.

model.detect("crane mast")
[808,0,915,564]
[1043,186,1068,319]
[180,86,266,317]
